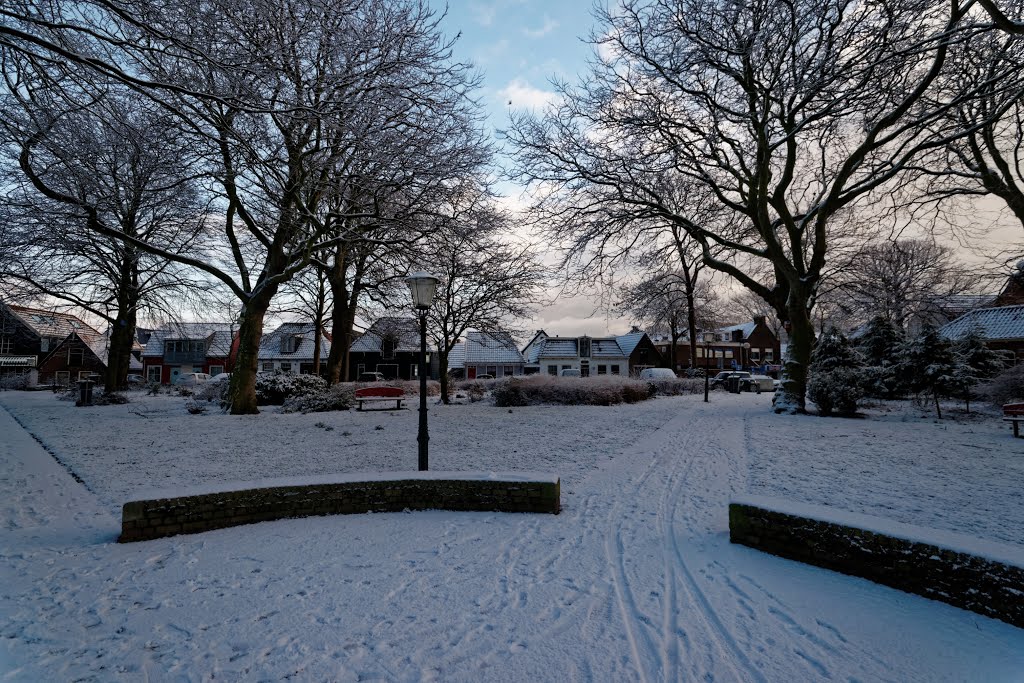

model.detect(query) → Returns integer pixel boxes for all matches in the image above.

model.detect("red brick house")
[0,302,104,385]
[142,322,236,384]
[940,305,1024,365]
[36,332,108,385]
[654,316,783,375]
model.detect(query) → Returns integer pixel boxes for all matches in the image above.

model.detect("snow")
[133,471,561,503]
[732,494,1024,569]
[3,390,1024,681]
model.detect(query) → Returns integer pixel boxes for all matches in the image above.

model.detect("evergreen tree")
[899,325,957,419]
[952,326,1006,412]
[807,328,864,417]
[856,315,904,398]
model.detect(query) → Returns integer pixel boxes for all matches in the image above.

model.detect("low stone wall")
[120,473,560,542]
[729,495,1024,629]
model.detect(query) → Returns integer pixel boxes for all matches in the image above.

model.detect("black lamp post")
[405,271,440,471]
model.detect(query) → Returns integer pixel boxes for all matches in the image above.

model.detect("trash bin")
[77,379,94,406]
[726,376,741,394]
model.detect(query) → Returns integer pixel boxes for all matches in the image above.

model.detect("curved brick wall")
[729,496,1024,629]
[120,473,560,542]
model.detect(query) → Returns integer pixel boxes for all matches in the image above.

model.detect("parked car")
[709,371,750,389]
[358,371,386,382]
[208,372,231,383]
[178,372,212,386]
[126,374,146,386]
[739,374,774,392]
[474,374,494,380]
[559,368,581,377]
[639,368,677,380]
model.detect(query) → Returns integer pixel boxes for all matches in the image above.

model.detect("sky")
[436,2,638,337]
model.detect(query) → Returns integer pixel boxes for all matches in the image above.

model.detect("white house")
[522,331,641,377]
[258,322,331,374]
[447,331,526,379]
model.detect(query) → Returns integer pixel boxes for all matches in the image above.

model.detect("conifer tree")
[807,328,864,417]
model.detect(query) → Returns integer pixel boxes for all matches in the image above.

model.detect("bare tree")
[0,78,209,390]
[2,0,490,413]
[507,0,1007,412]
[424,199,546,402]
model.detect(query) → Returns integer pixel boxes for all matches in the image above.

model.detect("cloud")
[468,1,500,26]
[524,15,559,38]
[497,78,561,111]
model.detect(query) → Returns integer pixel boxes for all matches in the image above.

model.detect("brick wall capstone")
[729,495,1024,629]
[120,472,560,542]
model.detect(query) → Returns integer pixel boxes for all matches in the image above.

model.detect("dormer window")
[578,336,591,358]
[280,335,302,354]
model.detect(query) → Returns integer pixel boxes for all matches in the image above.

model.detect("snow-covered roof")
[615,331,645,357]
[931,294,998,316]
[350,317,426,353]
[258,322,331,361]
[447,342,466,369]
[940,305,1024,341]
[7,304,101,340]
[142,322,235,358]
[717,322,756,339]
[525,334,631,362]
[463,331,525,365]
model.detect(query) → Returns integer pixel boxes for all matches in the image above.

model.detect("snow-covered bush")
[281,384,355,413]
[492,376,654,407]
[856,316,905,398]
[379,379,441,397]
[256,371,328,405]
[807,328,863,417]
[0,373,31,390]
[185,399,207,414]
[194,380,229,403]
[981,364,1024,406]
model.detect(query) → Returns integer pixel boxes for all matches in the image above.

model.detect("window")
[503,366,514,377]
[724,349,733,359]
[280,335,301,354]
[79,371,92,380]
[69,347,84,366]
[750,349,761,361]
[40,338,49,353]
[610,365,620,375]
[486,365,497,377]
[280,362,292,373]
[597,364,607,375]
[382,336,397,360]
[547,365,558,376]
[147,366,162,384]
[562,365,572,371]
[578,337,591,358]
[765,350,774,363]
[262,362,274,371]
[209,365,224,376]
[0,337,11,354]
[165,339,204,355]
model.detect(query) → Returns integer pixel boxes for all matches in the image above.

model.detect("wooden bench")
[355,386,405,411]
[1003,403,1024,438]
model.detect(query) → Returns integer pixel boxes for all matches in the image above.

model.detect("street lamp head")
[405,271,440,310]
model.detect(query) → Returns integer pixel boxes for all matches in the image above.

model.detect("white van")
[639,368,676,380]
[559,368,581,377]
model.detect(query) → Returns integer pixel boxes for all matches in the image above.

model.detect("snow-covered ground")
[2,390,1023,681]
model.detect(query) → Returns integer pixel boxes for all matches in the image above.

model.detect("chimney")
[753,315,766,326]
[630,325,642,334]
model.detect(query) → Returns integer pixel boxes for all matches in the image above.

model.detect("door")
[169,366,182,384]
[467,366,477,379]
[580,361,590,377]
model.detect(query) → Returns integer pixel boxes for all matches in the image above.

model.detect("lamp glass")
[405,271,440,309]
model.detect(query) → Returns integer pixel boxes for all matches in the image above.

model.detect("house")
[653,316,782,375]
[142,322,236,384]
[522,329,662,377]
[348,317,436,381]
[0,302,104,385]
[258,322,331,375]
[447,331,526,379]
[36,332,121,385]
[940,304,1024,364]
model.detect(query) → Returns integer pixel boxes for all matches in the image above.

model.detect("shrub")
[282,384,355,413]
[492,375,655,407]
[255,371,328,405]
[375,379,441,397]
[194,380,229,403]
[185,399,207,414]
[981,364,1024,406]
[0,373,31,390]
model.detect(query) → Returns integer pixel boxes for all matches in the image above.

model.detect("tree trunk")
[438,349,451,404]
[104,306,137,393]
[326,301,357,384]
[685,293,699,369]
[775,293,814,414]
[229,292,274,415]
[934,389,942,420]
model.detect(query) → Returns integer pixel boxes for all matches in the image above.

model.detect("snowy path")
[2,395,1024,681]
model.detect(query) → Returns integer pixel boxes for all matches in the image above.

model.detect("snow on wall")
[730,495,1024,628]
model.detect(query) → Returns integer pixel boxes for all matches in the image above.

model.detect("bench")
[355,386,404,411]
[1003,403,1024,438]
